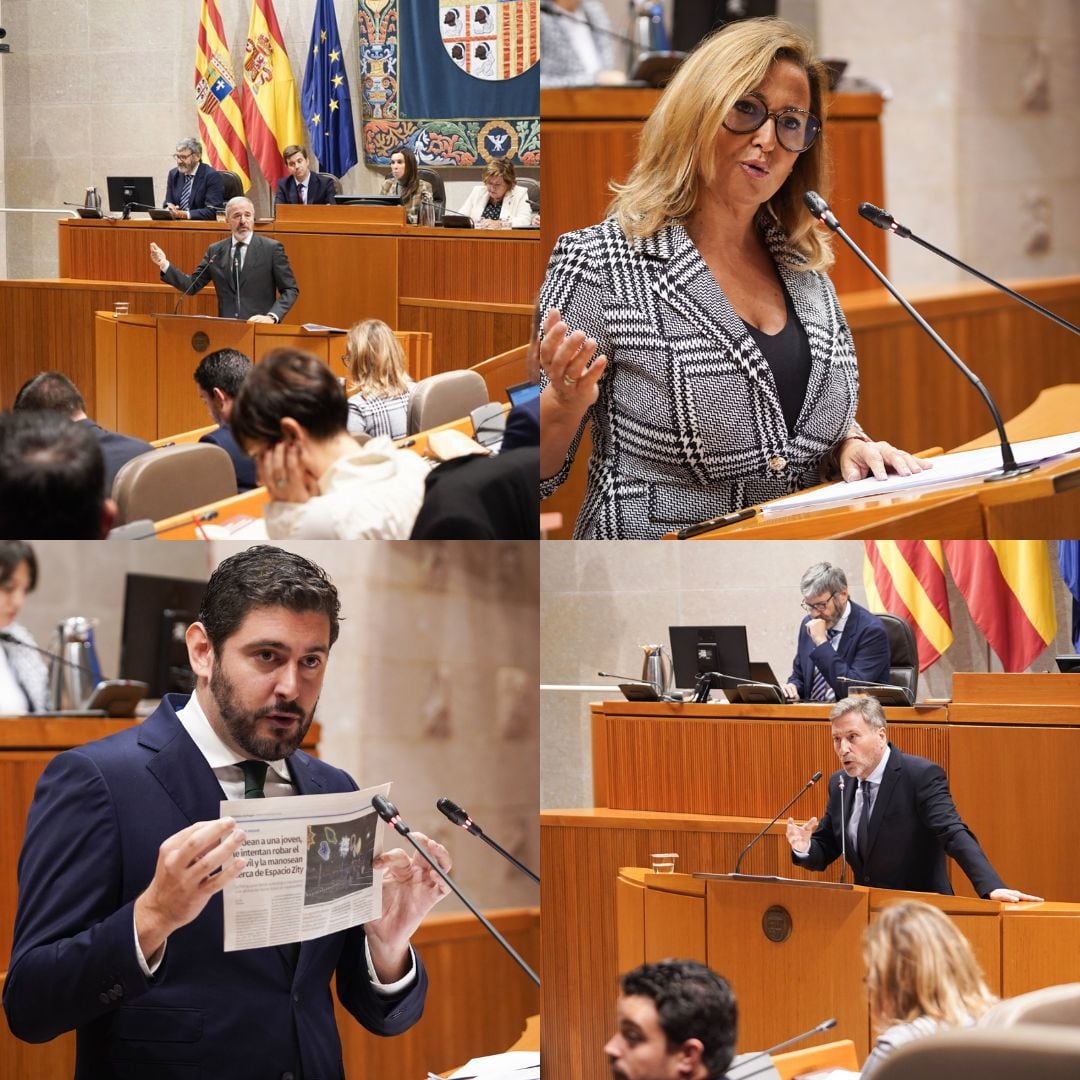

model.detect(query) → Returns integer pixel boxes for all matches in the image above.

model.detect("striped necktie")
[180,174,194,211]
[809,627,840,702]
[239,760,268,799]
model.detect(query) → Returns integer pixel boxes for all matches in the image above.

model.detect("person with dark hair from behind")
[0,411,115,539]
[193,349,257,491]
[605,959,738,1080]
[229,348,429,539]
[13,371,153,496]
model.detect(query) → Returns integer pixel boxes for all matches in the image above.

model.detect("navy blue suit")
[787,599,890,700]
[3,695,427,1079]
[499,396,540,453]
[200,424,256,491]
[76,418,153,496]
[163,163,225,221]
[793,744,1006,896]
[274,171,336,206]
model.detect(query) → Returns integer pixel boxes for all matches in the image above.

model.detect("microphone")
[371,795,539,986]
[107,510,220,540]
[172,255,217,315]
[836,674,914,704]
[0,630,99,677]
[725,1018,838,1079]
[838,775,847,884]
[598,670,651,683]
[858,202,1080,340]
[692,670,781,704]
[733,771,822,875]
[436,797,539,884]
[804,191,1037,482]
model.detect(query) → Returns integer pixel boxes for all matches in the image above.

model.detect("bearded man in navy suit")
[163,136,225,221]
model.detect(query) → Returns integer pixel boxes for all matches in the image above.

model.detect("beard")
[209,663,315,761]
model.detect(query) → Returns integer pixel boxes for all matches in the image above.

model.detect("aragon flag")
[194,0,251,190]
[241,0,304,184]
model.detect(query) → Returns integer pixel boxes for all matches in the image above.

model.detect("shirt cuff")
[133,910,165,977]
[365,938,417,996]
[792,846,811,860]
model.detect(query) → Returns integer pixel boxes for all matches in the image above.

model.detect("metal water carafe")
[641,643,674,698]
[84,186,102,212]
[49,617,103,710]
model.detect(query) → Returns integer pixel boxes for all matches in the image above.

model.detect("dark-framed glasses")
[801,592,835,613]
[723,95,821,153]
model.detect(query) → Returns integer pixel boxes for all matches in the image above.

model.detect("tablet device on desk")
[846,685,914,707]
[146,208,174,221]
[506,381,540,407]
[440,211,474,229]
[726,683,787,705]
[619,682,661,701]
[85,679,149,717]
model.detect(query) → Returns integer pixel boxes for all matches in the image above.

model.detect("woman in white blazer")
[458,159,533,229]
[537,18,927,538]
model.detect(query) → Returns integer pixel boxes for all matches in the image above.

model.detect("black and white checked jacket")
[539,217,860,539]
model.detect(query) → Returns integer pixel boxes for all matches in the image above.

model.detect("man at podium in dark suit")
[783,561,890,702]
[786,695,1042,902]
[150,196,299,323]
[163,136,225,221]
[274,145,336,207]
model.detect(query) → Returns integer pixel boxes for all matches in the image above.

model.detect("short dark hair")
[13,372,86,417]
[197,545,342,655]
[0,411,106,539]
[229,348,348,451]
[283,145,307,161]
[0,541,37,591]
[620,960,737,1076]
[193,349,253,399]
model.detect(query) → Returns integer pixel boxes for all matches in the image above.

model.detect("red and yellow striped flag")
[241,0,304,185]
[943,540,1057,672]
[864,541,954,672]
[194,0,251,190]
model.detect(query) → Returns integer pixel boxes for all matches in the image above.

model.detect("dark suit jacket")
[275,171,336,206]
[3,695,427,1079]
[200,424,256,491]
[787,599,890,700]
[793,744,1006,896]
[163,163,224,221]
[499,397,540,452]
[161,232,299,322]
[76,419,153,496]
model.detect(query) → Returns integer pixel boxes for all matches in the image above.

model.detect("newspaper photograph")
[220,782,391,952]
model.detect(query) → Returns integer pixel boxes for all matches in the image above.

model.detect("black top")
[743,283,812,434]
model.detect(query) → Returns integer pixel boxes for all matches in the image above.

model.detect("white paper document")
[442,1050,541,1079]
[220,783,390,952]
[759,431,1080,516]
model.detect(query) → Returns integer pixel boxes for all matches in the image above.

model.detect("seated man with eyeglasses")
[164,136,225,221]
[782,561,890,702]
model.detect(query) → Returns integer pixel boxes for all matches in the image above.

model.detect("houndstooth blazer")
[0,621,49,713]
[539,216,860,539]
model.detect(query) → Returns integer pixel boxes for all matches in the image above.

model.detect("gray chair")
[877,612,918,699]
[216,170,245,201]
[110,443,237,525]
[979,983,1080,1027]
[519,176,540,212]
[318,171,343,196]
[407,370,489,435]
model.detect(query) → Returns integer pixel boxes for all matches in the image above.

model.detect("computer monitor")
[106,176,156,213]
[120,573,207,698]
[506,381,540,407]
[1055,655,1080,673]
[669,625,751,690]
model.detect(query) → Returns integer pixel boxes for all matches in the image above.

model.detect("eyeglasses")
[801,592,836,613]
[723,95,821,153]
[174,152,194,161]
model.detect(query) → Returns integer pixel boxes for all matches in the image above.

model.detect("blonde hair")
[343,320,410,398]
[484,158,517,189]
[863,902,996,1031]
[609,17,833,271]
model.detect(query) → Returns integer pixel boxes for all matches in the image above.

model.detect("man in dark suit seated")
[193,349,257,491]
[275,145,336,206]
[12,371,152,496]
[0,410,115,538]
[782,561,890,702]
[786,695,1042,901]
[163,136,225,221]
[150,196,299,322]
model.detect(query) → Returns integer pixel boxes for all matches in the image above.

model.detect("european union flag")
[1059,540,1080,650]
[301,0,358,177]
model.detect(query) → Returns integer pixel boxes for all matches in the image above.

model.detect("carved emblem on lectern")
[762,905,792,943]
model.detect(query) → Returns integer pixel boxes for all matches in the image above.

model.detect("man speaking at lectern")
[150,196,299,323]
[786,696,1042,902]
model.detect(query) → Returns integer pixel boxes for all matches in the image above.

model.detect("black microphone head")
[858,202,893,230]
[0,630,15,643]
[810,770,823,784]
[436,797,469,826]
[804,190,829,217]
[371,794,399,822]
[818,1018,838,1032]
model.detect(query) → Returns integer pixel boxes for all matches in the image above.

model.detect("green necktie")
[239,760,268,799]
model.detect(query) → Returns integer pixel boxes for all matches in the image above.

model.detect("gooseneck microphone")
[859,202,1080,340]
[371,795,539,986]
[836,674,914,704]
[804,191,1037,482]
[692,670,781,704]
[733,771,822,875]
[172,255,217,315]
[0,631,98,677]
[436,798,539,884]
[725,1018,838,1080]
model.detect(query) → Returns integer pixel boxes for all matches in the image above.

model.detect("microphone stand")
[0,631,99,678]
[437,798,539,884]
[725,1018,838,1079]
[804,191,1037,482]
[733,771,822,875]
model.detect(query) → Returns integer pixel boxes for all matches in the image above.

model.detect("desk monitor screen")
[669,625,751,690]
[333,194,400,206]
[120,573,207,698]
[106,176,156,213]
[506,381,540,407]
[1056,655,1080,673]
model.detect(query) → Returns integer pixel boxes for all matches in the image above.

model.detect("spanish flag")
[864,541,954,672]
[194,0,251,190]
[241,0,304,185]
[943,541,1057,672]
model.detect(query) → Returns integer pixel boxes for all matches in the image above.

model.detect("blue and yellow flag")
[302,0,359,177]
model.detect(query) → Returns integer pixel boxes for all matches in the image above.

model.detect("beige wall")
[540,539,1076,809]
[19,539,540,915]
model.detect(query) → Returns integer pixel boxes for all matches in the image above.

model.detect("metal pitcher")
[84,185,102,211]
[641,643,674,699]
[49,617,103,710]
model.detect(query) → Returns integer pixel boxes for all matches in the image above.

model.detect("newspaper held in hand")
[220,782,391,952]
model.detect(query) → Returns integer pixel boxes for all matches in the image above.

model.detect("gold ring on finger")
[562,374,578,387]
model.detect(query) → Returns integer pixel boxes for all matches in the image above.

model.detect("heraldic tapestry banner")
[357,0,539,167]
